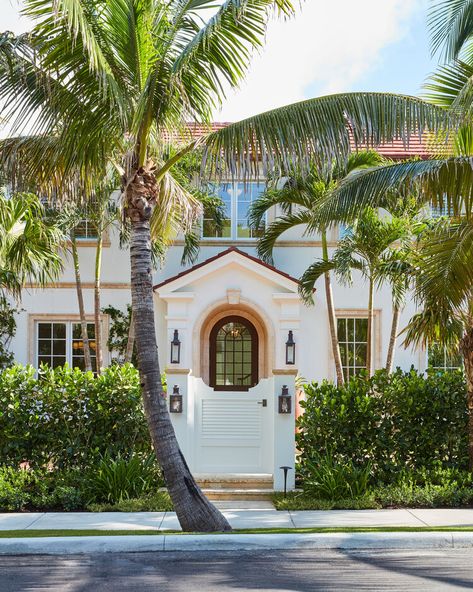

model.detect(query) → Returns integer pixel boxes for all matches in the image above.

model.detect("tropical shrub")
[84,453,162,504]
[297,368,468,481]
[0,363,150,469]
[301,451,372,500]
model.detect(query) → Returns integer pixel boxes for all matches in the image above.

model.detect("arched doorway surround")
[194,299,274,387]
[209,315,259,390]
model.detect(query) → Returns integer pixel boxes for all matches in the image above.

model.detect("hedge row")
[297,368,468,481]
[0,364,150,469]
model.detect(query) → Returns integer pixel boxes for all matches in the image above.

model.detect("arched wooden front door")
[209,316,258,390]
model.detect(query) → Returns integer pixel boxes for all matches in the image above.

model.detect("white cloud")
[216,0,423,121]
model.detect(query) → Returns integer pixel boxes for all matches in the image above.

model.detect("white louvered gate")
[194,378,273,473]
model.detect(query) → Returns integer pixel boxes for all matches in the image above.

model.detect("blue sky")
[3,0,439,121]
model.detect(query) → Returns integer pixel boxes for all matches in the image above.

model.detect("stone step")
[202,488,275,501]
[196,473,273,491]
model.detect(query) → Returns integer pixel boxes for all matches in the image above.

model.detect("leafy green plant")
[298,368,468,481]
[84,453,162,504]
[0,363,151,469]
[87,491,173,512]
[302,452,372,500]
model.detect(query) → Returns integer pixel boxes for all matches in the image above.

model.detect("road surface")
[1,548,473,591]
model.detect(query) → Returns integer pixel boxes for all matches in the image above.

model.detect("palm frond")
[201,93,447,180]
[429,0,473,60]
[256,210,311,263]
[316,157,473,226]
[298,259,335,304]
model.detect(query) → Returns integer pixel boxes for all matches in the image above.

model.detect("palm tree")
[299,208,410,378]
[0,190,64,298]
[0,2,446,531]
[249,151,384,384]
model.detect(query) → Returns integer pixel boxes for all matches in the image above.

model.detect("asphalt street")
[1,548,473,591]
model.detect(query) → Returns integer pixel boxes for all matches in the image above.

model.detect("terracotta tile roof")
[164,122,431,160]
[153,246,308,291]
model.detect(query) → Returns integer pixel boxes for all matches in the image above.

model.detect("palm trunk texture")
[386,304,400,373]
[94,233,103,374]
[460,327,473,471]
[322,231,344,385]
[125,311,135,364]
[71,232,92,372]
[126,164,231,532]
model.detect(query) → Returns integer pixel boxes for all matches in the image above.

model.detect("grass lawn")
[1,526,473,538]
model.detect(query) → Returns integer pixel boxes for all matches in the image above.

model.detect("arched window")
[209,316,258,390]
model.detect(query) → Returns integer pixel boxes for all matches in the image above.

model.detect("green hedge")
[297,368,469,481]
[0,364,151,469]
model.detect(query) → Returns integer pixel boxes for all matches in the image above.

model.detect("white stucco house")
[8,129,446,492]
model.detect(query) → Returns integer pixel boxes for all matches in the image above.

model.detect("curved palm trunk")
[460,326,473,471]
[366,278,374,377]
[94,233,103,374]
[322,231,344,385]
[71,231,92,372]
[385,303,400,374]
[125,311,135,364]
[127,171,231,531]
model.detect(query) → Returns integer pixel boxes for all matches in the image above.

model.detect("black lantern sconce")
[285,330,296,365]
[278,385,292,414]
[169,385,183,413]
[170,330,181,364]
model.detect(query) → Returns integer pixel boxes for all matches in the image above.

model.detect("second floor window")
[202,182,266,240]
[75,219,98,240]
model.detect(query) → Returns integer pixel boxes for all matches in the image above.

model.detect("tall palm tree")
[249,151,384,384]
[299,208,410,378]
[0,2,446,531]
[0,190,64,298]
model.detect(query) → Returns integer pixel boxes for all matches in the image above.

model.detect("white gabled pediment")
[154,247,301,297]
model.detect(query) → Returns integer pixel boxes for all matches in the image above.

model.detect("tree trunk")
[460,326,473,471]
[94,233,103,374]
[125,311,135,364]
[71,231,92,372]
[126,167,231,532]
[385,303,400,374]
[366,278,374,377]
[322,230,344,385]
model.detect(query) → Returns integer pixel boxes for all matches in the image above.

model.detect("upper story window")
[428,343,462,372]
[337,317,368,380]
[36,321,97,372]
[202,182,266,240]
[74,219,98,240]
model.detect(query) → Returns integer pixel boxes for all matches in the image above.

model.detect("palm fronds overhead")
[316,157,473,225]
[201,93,447,180]
[429,0,473,60]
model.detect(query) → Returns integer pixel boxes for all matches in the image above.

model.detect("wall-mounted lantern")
[170,330,181,364]
[169,385,183,413]
[278,385,292,414]
[285,331,296,365]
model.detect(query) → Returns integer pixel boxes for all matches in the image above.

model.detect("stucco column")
[272,369,297,491]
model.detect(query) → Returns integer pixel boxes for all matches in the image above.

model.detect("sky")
[3,0,438,122]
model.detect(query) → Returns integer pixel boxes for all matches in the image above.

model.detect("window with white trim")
[337,317,368,380]
[427,343,462,372]
[36,321,97,371]
[202,182,266,239]
[74,219,98,239]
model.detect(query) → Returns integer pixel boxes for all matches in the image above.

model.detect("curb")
[0,532,472,555]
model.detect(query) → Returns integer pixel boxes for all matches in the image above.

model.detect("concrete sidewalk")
[2,508,473,531]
